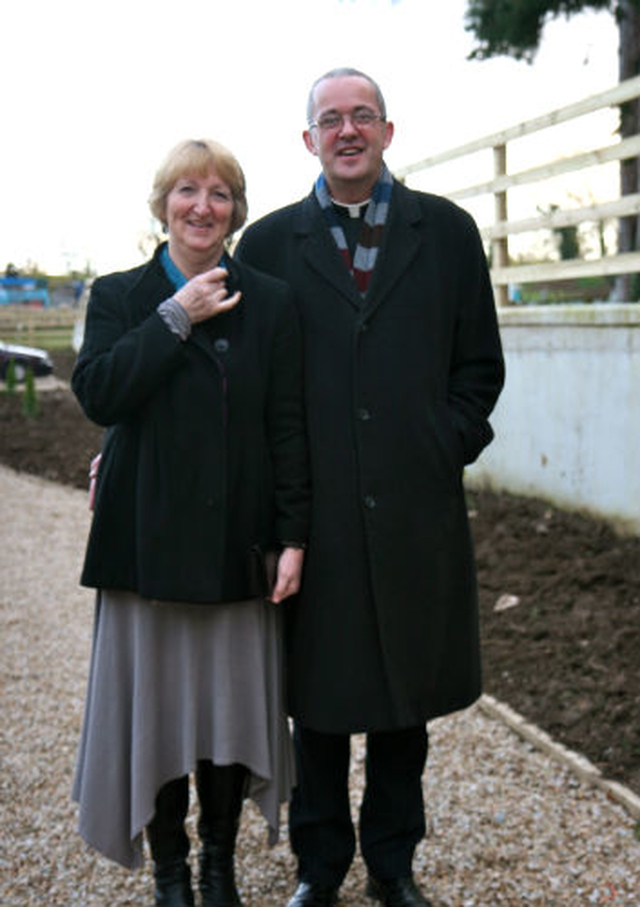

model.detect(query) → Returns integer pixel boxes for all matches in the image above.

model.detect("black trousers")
[289,723,429,887]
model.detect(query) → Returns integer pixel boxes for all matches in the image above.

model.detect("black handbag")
[247,544,281,600]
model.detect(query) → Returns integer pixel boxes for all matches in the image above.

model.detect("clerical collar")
[331,197,371,219]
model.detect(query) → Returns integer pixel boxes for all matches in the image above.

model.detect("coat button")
[364,495,376,509]
[357,407,371,421]
[358,322,368,333]
[214,338,229,353]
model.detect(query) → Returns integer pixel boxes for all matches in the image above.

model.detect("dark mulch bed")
[1,349,638,793]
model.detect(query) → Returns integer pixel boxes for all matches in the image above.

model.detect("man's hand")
[270,547,305,603]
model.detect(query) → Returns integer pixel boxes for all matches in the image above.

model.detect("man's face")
[303,75,394,203]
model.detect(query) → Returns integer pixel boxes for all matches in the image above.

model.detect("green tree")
[465,0,640,299]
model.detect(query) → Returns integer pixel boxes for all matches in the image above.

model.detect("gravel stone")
[1,465,638,906]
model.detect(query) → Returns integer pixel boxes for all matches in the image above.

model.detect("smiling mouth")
[337,149,365,161]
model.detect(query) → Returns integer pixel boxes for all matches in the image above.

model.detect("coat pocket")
[429,404,465,481]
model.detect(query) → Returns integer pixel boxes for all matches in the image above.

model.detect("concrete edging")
[478,694,640,820]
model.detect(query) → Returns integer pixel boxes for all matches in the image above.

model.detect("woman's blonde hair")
[149,139,247,235]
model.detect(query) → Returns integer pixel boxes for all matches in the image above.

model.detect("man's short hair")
[306,68,387,125]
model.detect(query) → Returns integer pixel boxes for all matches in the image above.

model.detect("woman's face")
[165,169,234,263]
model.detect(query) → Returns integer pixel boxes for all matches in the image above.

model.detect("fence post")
[493,143,509,307]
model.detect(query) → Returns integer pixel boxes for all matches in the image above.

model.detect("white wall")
[466,304,640,533]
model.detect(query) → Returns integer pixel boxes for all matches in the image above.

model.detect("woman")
[71,139,309,907]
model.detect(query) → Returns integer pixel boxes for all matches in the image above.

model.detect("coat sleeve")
[447,210,505,465]
[72,276,184,427]
[265,290,310,545]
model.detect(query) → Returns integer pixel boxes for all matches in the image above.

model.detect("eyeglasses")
[309,110,385,132]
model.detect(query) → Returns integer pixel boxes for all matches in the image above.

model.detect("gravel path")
[1,464,638,907]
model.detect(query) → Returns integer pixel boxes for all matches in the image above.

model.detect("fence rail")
[395,76,640,305]
[0,306,78,348]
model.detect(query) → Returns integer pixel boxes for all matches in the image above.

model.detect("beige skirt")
[72,589,295,868]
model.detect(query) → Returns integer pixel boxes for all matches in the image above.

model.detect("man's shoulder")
[395,180,471,221]
[236,197,313,270]
[394,181,481,245]
[241,198,307,239]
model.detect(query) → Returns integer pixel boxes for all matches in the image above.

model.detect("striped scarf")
[314,164,393,296]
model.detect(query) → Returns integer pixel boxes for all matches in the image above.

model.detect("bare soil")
[1,349,638,794]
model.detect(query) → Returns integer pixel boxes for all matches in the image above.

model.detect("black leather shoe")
[287,880,339,907]
[365,875,432,907]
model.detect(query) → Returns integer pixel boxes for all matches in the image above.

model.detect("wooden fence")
[0,306,79,348]
[395,76,640,306]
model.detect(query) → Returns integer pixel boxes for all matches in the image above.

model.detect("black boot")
[196,760,247,907]
[146,775,195,907]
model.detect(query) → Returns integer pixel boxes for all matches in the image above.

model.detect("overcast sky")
[0,0,618,275]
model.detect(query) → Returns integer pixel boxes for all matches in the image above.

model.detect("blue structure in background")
[0,275,51,306]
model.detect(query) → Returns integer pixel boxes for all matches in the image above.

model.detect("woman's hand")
[270,547,305,604]
[173,267,241,325]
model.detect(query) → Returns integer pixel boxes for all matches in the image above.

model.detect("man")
[236,68,504,907]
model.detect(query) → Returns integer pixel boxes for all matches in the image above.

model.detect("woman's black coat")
[236,181,505,733]
[72,244,309,604]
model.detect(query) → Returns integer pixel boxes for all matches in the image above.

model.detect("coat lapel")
[126,245,175,322]
[363,181,423,319]
[295,195,363,309]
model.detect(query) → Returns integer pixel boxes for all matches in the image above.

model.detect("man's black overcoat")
[236,180,504,733]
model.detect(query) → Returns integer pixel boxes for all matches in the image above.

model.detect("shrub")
[5,358,17,393]
[22,368,39,418]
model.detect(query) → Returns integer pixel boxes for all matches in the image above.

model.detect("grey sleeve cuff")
[157,297,192,341]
